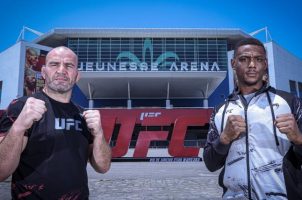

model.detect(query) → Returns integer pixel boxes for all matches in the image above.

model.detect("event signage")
[23,47,48,96]
[100,108,212,158]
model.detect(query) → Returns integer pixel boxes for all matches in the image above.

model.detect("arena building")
[0,28,301,159]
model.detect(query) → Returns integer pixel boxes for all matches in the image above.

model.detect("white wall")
[0,41,51,109]
[265,42,276,88]
[227,50,234,93]
[269,41,302,93]
[0,42,23,109]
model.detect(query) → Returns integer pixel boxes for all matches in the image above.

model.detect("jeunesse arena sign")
[78,61,221,72]
[78,62,220,71]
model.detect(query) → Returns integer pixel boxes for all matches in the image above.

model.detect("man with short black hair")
[203,38,302,199]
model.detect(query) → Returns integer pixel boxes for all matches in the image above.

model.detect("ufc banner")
[99,108,212,158]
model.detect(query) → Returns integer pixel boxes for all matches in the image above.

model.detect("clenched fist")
[82,110,103,137]
[276,113,302,145]
[220,115,246,144]
[15,97,47,131]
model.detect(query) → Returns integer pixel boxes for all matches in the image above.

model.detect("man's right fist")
[220,115,246,144]
[15,97,47,130]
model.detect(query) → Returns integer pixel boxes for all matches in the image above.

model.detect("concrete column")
[166,99,171,109]
[203,99,208,108]
[127,99,132,109]
[88,99,94,109]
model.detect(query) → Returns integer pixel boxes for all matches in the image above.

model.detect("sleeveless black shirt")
[0,92,92,199]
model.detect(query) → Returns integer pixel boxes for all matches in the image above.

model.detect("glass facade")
[68,38,228,71]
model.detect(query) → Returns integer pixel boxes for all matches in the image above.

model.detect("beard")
[48,82,73,93]
[44,74,74,93]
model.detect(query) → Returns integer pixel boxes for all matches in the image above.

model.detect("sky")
[0,0,301,59]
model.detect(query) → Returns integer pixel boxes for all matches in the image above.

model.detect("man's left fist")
[82,110,103,136]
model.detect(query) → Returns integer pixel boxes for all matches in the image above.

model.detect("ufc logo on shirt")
[55,118,82,131]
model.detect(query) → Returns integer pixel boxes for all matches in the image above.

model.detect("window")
[0,81,2,104]
[289,80,297,96]
[298,82,302,98]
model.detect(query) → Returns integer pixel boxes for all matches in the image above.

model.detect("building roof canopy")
[35,28,251,50]
[77,71,226,99]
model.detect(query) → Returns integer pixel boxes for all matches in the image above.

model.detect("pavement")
[0,161,222,200]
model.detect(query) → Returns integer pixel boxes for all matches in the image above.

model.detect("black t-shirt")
[0,92,93,199]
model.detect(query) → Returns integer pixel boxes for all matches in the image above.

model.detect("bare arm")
[0,97,46,181]
[0,131,28,181]
[89,133,111,173]
[83,110,111,173]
